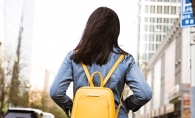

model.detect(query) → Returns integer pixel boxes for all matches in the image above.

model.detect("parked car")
[43,112,54,118]
[4,107,45,118]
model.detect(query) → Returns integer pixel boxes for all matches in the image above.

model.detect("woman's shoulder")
[67,50,75,56]
[62,50,75,63]
[123,53,135,67]
[113,47,135,63]
[110,52,135,68]
[115,52,134,63]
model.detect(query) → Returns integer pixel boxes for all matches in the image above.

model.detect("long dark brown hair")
[71,7,127,66]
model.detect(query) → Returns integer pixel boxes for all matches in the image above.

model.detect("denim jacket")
[50,49,152,118]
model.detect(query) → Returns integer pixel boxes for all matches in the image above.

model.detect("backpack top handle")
[90,71,103,87]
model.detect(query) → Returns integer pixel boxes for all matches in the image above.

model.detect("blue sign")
[180,0,195,27]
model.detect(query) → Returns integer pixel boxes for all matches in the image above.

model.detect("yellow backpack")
[71,54,124,118]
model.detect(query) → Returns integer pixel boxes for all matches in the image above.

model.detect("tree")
[16,80,30,108]
[0,1,31,117]
[8,0,26,107]
[0,57,5,118]
[28,90,68,118]
[8,27,22,107]
[0,59,6,118]
[0,51,29,118]
[29,90,46,110]
[0,53,13,117]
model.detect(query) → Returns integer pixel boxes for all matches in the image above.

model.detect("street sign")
[180,0,195,27]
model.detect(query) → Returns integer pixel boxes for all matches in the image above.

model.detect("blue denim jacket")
[50,49,152,118]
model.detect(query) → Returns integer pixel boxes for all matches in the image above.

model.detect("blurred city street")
[0,0,195,118]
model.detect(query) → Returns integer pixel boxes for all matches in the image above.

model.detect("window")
[150,25,155,32]
[145,25,148,32]
[149,44,152,50]
[163,25,170,32]
[167,26,170,31]
[157,18,162,23]
[150,17,155,22]
[149,34,151,41]
[164,18,169,23]
[171,18,175,23]
[171,6,176,14]
[149,43,155,51]
[152,44,154,50]
[145,17,148,22]
[156,25,161,32]
[156,35,162,42]
[161,18,164,23]
[4,112,32,118]
[156,35,159,42]
[159,35,162,42]
[156,44,159,49]
[145,34,148,41]
[149,53,153,59]
[157,6,162,14]
[177,6,181,14]
[164,6,169,14]
[163,26,167,32]
[141,53,146,60]
[150,6,155,13]
[145,44,148,51]
[145,5,149,13]
[149,34,154,41]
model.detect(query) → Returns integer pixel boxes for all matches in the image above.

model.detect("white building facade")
[137,18,192,118]
[137,0,181,67]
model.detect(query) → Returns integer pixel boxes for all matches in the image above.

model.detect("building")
[124,0,181,117]
[136,18,193,118]
[137,0,181,68]
[0,0,35,81]
[0,0,35,113]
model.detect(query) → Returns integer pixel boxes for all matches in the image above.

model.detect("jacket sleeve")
[49,52,73,117]
[124,58,152,112]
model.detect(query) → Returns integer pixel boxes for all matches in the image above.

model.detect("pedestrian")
[50,6,152,118]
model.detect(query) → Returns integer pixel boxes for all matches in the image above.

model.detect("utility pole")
[190,27,195,118]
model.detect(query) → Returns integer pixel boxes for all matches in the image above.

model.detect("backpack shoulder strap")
[103,54,124,86]
[102,54,124,118]
[81,54,124,87]
[81,62,94,87]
